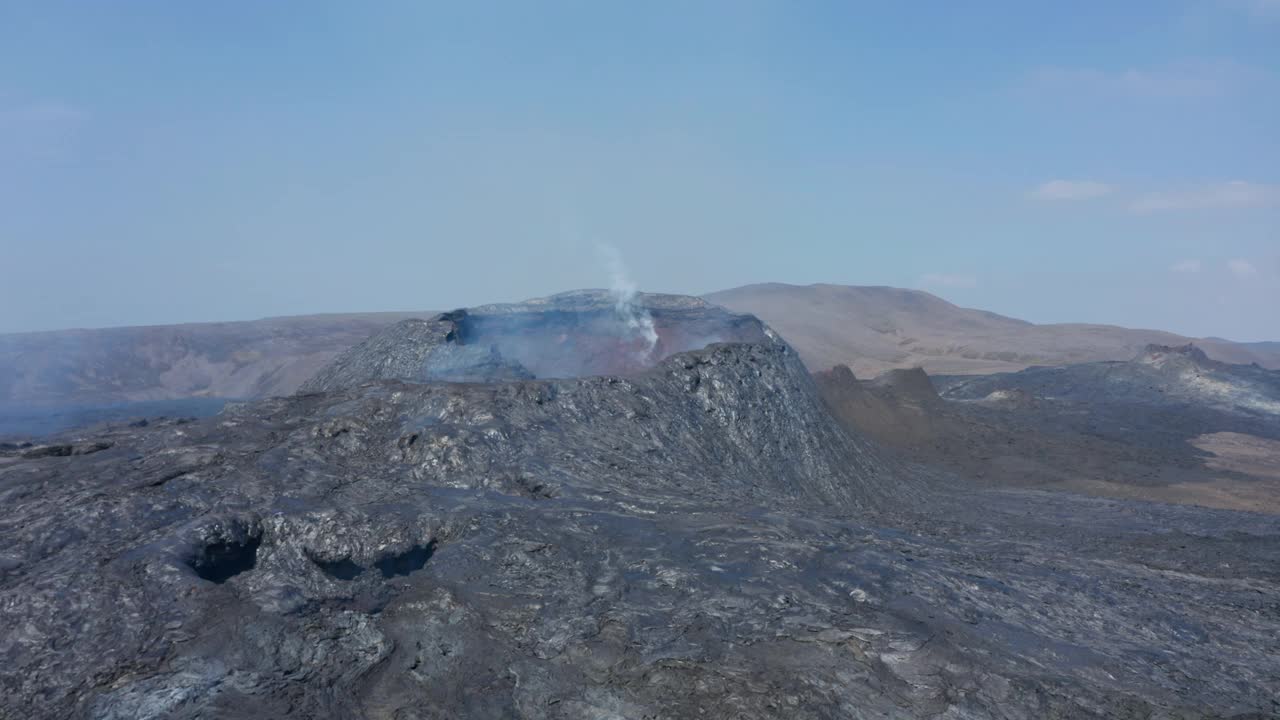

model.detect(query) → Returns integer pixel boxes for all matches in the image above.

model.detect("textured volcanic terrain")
[3,297,1279,719]
[817,344,1280,513]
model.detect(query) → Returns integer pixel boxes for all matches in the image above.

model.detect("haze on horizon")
[1,2,1277,341]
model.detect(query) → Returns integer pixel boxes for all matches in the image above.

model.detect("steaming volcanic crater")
[301,289,771,391]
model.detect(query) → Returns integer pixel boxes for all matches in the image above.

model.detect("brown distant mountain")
[0,312,429,410]
[704,283,1280,376]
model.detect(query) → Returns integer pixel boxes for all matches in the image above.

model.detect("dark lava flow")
[1,292,1277,719]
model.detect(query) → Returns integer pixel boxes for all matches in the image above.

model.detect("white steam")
[599,245,658,358]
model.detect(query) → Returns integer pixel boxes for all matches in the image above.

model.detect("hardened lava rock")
[1,296,1278,719]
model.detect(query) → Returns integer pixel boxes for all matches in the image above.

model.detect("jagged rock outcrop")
[1135,342,1214,368]
[814,365,940,448]
[867,366,940,406]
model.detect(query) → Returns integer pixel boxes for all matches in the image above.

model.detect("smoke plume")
[598,245,658,358]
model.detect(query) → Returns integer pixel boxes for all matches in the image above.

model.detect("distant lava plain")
[2,293,1278,718]
[817,343,1280,513]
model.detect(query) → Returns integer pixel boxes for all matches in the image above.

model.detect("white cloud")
[1227,259,1259,277]
[1170,259,1203,273]
[1030,180,1112,201]
[1131,181,1280,213]
[919,273,978,289]
[1027,60,1263,100]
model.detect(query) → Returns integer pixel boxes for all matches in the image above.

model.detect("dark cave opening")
[375,541,436,578]
[190,536,262,584]
[315,556,366,581]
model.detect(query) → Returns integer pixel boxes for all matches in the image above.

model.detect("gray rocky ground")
[2,294,1278,718]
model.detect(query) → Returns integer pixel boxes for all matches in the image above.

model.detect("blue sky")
[1,1,1277,340]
